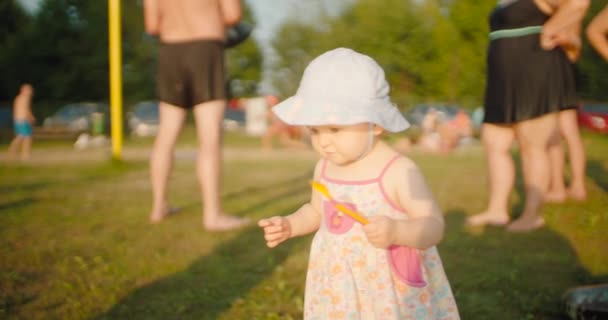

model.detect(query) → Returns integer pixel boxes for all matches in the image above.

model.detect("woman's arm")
[538,0,590,50]
[143,0,160,35]
[557,23,582,62]
[586,5,608,61]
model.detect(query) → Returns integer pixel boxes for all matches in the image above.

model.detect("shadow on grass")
[94,173,314,319]
[0,160,140,193]
[0,161,140,216]
[587,160,607,192]
[443,210,608,319]
[0,182,53,194]
[222,171,313,200]
[93,208,307,320]
[179,171,313,215]
[0,197,36,212]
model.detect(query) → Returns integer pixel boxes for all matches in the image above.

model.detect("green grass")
[1,127,607,320]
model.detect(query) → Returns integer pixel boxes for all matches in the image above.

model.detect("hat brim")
[272,95,410,133]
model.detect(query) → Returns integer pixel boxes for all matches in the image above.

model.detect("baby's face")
[307,123,379,165]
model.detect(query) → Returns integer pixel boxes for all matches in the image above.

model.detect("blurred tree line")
[270,0,608,110]
[0,0,262,117]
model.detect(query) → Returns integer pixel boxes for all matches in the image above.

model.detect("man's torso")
[158,0,225,42]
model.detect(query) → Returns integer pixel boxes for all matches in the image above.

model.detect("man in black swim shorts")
[144,0,250,231]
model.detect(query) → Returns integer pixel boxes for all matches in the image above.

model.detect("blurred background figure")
[438,109,474,154]
[416,107,474,154]
[586,4,608,61]
[546,20,588,203]
[417,107,441,152]
[261,94,308,150]
[8,83,35,161]
[144,0,250,231]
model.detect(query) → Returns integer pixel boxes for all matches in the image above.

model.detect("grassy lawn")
[1,127,607,320]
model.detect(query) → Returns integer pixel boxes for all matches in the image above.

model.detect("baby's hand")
[258,216,291,248]
[362,216,396,249]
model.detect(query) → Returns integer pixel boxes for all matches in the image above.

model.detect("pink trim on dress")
[320,158,379,185]
[377,156,407,213]
[320,155,406,213]
[321,154,426,287]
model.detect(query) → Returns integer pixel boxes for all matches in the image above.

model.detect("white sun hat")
[272,48,409,132]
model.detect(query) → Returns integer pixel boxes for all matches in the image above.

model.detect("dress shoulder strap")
[320,158,329,180]
[377,154,401,180]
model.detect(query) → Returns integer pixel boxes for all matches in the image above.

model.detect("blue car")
[43,102,110,133]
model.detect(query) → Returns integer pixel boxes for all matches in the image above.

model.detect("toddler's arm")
[364,156,444,250]
[258,160,323,248]
[258,203,320,248]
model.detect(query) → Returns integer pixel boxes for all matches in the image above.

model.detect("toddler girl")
[258,48,460,319]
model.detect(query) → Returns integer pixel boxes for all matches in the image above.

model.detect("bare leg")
[261,125,279,150]
[20,136,32,160]
[193,100,249,231]
[149,102,187,223]
[508,113,558,232]
[546,119,567,203]
[8,135,24,160]
[559,109,587,200]
[467,123,514,226]
[279,131,308,149]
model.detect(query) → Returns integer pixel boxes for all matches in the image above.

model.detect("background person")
[546,22,588,202]
[8,83,35,161]
[438,110,473,154]
[144,0,250,230]
[261,95,308,150]
[467,0,589,232]
[586,4,608,61]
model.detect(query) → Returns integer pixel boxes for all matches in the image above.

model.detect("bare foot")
[544,190,567,203]
[204,214,251,231]
[506,215,545,232]
[150,207,180,224]
[567,187,587,201]
[466,212,510,227]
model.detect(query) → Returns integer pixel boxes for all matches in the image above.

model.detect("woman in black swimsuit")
[467,0,589,232]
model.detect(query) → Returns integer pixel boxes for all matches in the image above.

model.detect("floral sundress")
[304,156,460,319]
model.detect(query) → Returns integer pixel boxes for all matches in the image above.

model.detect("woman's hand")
[556,31,582,62]
[258,216,292,248]
[541,29,581,62]
[362,216,397,249]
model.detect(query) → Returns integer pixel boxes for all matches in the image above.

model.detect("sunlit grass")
[0,127,606,319]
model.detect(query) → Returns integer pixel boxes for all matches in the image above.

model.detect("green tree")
[577,0,608,101]
[0,0,32,101]
[19,0,109,102]
[121,0,157,106]
[226,4,264,98]
[270,0,608,109]
[445,0,496,107]
[270,0,459,107]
